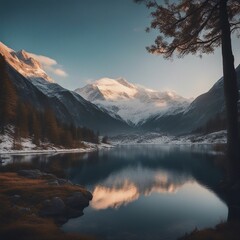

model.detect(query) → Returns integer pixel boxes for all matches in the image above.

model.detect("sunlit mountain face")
[91,167,192,210]
[75,78,190,126]
[0,42,53,83]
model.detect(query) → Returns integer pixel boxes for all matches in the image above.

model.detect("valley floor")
[1,130,226,156]
[0,132,113,156]
[110,130,227,145]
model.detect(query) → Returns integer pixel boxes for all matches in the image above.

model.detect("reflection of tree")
[1,152,90,178]
[210,154,240,222]
[218,180,240,222]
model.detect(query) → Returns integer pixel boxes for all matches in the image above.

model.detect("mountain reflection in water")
[3,144,228,240]
[91,167,192,210]
[62,145,227,240]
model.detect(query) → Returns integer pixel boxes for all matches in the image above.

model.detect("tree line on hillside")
[0,54,99,149]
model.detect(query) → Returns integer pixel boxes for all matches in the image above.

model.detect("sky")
[1,0,240,98]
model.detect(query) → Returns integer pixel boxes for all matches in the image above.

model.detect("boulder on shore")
[17,169,93,224]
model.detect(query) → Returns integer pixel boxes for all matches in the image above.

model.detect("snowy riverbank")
[1,130,227,156]
[0,133,113,155]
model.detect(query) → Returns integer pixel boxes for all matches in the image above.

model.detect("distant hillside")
[141,65,240,135]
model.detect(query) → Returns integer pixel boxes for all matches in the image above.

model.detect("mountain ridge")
[1,41,239,136]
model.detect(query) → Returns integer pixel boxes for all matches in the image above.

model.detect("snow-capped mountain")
[75,78,190,125]
[0,42,53,83]
[0,42,130,134]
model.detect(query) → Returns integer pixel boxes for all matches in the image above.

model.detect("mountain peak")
[0,42,14,53]
[75,77,190,125]
[89,77,138,101]
[116,78,136,89]
[0,42,53,83]
[94,77,117,86]
[16,49,42,69]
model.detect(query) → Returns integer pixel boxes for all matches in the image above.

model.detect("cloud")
[54,68,68,77]
[28,52,68,77]
[28,53,57,66]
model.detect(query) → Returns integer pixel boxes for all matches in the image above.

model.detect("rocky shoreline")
[17,169,93,224]
[0,169,94,240]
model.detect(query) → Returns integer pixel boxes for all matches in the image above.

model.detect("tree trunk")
[220,0,239,167]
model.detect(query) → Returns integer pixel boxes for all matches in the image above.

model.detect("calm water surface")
[4,145,228,240]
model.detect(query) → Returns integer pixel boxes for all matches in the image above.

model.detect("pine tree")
[0,55,17,133]
[63,131,73,148]
[44,108,59,144]
[136,0,240,163]
[32,110,41,146]
[102,135,108,144]
[15,102,29,138]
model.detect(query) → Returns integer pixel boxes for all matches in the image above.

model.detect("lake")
[4,145,228,240]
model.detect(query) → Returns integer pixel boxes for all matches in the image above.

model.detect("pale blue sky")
[1,0,239,98]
